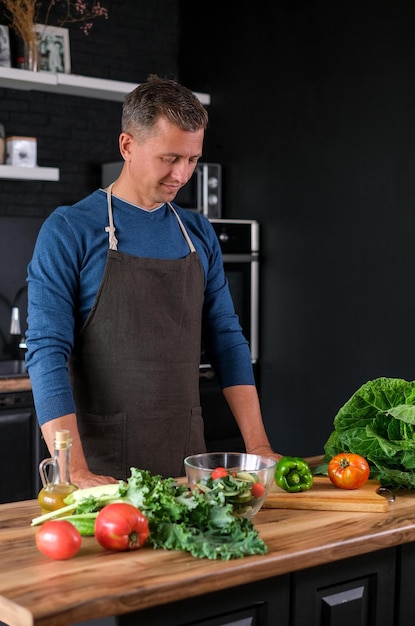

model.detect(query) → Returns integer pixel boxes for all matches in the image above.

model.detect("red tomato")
[94,503,149,551]
[328,453,370,490]
[251,482,265,498]
[211,467,229,480]
[35,520,82,560]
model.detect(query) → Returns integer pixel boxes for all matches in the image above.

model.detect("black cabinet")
[114,548,397,626]
[396,542,415,626]
[0,390,47,504]
[119,576,290,626]
[292,548,396,626]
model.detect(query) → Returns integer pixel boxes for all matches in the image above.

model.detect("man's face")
[118,117,205,210]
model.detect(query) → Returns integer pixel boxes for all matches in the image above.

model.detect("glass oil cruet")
[38,429,78,514]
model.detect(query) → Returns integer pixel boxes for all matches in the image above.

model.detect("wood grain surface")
[1,486,415,626]
[264,477,389,512]
[0,377,31,393]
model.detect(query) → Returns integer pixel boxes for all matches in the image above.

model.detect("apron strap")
[104,188,195,254]
[168,203,196,253]
[105,183,119,250]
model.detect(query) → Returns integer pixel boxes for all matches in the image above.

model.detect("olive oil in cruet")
[37,429,78,514]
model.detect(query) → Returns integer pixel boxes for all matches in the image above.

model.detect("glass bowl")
[184,452,277,519]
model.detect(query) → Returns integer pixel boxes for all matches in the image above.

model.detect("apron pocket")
[77,411,127,480]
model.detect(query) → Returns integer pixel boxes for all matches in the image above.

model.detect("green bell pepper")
[275,456,314,493]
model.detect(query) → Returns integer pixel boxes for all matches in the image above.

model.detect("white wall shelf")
[0,68,210,181]
[0,164,60,181]
[0,67,211,104]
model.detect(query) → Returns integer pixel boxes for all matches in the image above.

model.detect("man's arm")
[222,385,282,462]
[41,414,119,489]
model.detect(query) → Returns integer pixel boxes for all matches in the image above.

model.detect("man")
[26,74,281,487]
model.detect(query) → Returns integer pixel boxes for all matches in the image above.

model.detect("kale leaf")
[125,467,267,560]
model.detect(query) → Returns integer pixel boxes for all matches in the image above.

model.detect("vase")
[24,38,39,71]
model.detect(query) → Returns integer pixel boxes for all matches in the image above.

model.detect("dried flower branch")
[1,0,38,43]
[44,1,109,35]
[1,0,109,43]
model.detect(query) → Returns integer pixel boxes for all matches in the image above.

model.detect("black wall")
[2,1,415,458]
[179,0,415,456]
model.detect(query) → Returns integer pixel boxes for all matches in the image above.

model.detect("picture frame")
[0,25,11,68]
[35,24,71,74]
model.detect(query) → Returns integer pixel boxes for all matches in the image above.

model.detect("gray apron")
[69,185,206,479]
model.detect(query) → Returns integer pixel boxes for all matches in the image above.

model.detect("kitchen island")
[0,483,415,626]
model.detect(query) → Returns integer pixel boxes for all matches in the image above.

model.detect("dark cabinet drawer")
[0,393,47,504]
[292,548,396,626]
[0,409,37,503]
[119,576,290,626]
[396,542,415,626]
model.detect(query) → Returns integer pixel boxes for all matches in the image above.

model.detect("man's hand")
[246,444,283,464]
[41,415,120,489]
[71,469,119,489]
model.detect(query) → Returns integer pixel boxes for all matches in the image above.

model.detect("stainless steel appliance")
[202,218,260,452]
[175,162,222,218]
[207,218,259,363]
[101,161,222,218]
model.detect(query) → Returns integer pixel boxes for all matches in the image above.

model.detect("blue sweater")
[26,190,254,425]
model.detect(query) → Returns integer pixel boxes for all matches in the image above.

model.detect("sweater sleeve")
[200,220,255,389]
[25,211,83,425]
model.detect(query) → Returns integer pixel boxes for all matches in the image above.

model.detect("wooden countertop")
[1,487,415,626]
[0,376,31,393]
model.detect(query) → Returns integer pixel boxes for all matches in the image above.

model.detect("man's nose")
[172,161,194,184]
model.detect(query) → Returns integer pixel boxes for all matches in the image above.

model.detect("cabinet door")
[119,576,290,626]
[291,548,396,626]
[396,542,415,626]
[0,409,37,503]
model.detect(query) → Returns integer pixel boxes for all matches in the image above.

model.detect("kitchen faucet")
[0,286,28,359]
[9,285,28,353]
[0,287,28,359]
[0,293,12,358]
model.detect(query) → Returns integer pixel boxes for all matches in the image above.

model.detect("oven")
[201,219,260,452]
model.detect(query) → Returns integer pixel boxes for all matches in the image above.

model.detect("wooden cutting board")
[263,476,389,512]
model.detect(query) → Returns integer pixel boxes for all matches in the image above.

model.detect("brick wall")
[0,0,181,353]
[0,0,180,218]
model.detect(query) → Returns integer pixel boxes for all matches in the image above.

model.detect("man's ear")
[119,132,134,161]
